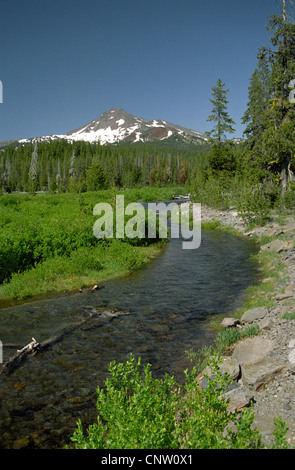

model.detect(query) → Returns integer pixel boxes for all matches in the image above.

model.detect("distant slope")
[1,108,208,148]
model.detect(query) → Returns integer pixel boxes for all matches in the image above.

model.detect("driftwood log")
[0,309,129,375]
[0,338,41,375]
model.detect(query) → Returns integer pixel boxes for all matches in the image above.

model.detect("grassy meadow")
[0,186,186,304]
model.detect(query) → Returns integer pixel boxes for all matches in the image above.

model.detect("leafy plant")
[71,354,180,449]
[236,182,273,225]
[69,353,289,449]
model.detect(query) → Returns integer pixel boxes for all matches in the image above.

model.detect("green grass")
[281,311,295,320]
[0,241,164,301]
[201,220,222,231]
[214,324,260,355]
[0,188,181,302]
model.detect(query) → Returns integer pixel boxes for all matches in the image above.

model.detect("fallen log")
[0,338,41,375]
[0,309,130,376]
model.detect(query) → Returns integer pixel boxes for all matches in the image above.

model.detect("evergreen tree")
[206,78,236,145]
[242,55,271,147]
[206,79,236,175]
[86,158,106,191]
[207,143,237,175]
[28,142,39,194]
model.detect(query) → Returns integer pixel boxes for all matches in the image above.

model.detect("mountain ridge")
[1,108,209,148]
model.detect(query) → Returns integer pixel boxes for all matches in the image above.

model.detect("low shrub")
[69,353,289,449]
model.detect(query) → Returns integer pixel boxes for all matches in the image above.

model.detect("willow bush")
[70,354,289,449]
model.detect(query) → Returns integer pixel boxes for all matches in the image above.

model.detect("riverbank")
[0,241,165,308]
[196,204,295,447]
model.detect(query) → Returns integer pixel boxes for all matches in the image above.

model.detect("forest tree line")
[0,139,211,194]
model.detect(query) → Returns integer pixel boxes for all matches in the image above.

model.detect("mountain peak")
[15,109,208,147]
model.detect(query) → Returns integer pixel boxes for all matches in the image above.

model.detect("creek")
[0,207,259,448]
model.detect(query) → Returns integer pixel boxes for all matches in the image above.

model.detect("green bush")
[236,183,273,225]
[280,182,295,209]
[70,354,289,449]
[208,144,237,174]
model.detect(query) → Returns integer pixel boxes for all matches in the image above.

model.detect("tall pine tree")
[206,78,236,174]
[242,55,271,148]
[206,78,236,145]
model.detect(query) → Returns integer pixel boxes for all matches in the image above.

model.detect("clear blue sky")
[0,0,285,141]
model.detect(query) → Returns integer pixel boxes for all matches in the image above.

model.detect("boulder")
[241,307,268,324]
[232,337,274,366]
[260,239,286,253]
[258,316,273,331]
[263,227,283,238]
[223,386,254,413]
[219,356,240,380]
[221,317,240,328]
[241,358,284,391]
[196,356,240,390]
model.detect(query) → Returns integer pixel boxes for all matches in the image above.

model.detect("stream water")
[0,211,260,449]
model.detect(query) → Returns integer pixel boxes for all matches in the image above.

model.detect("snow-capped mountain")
[6,108,208,147]
[63,108,208,145]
